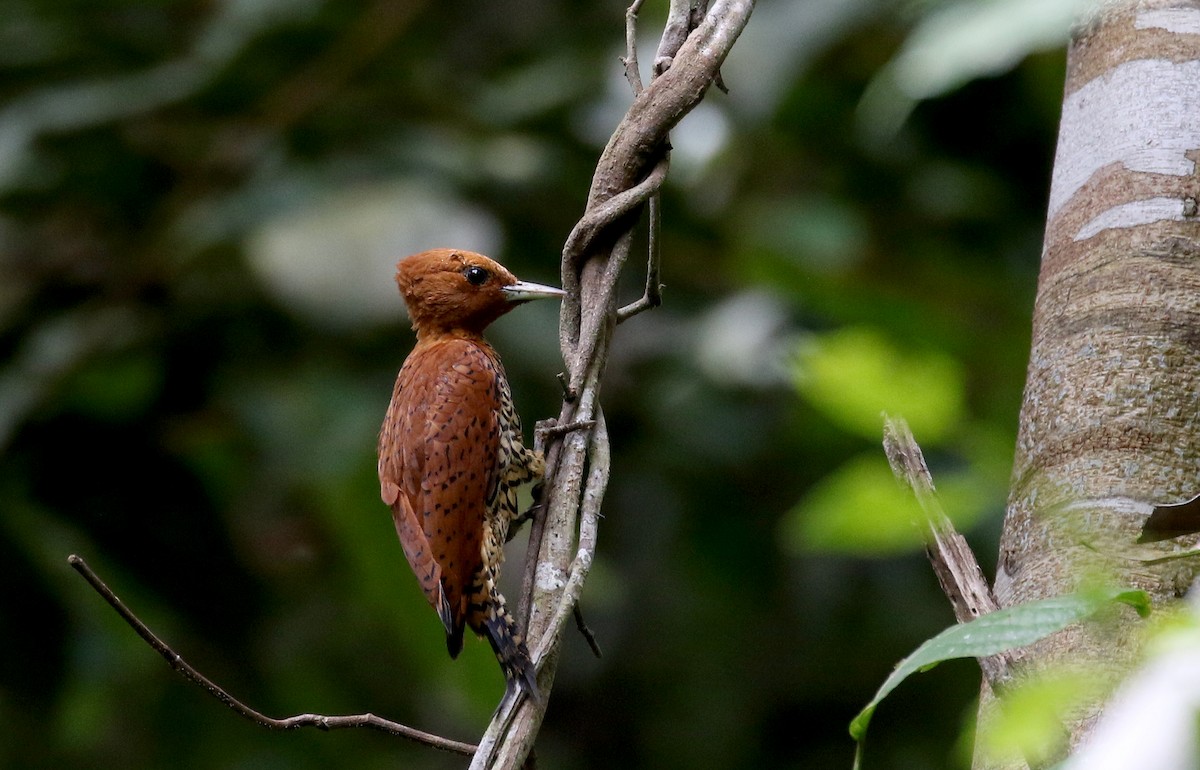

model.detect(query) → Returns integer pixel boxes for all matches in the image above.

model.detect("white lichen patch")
[1048,59,1200,225]
[535,560,566,593]
[1134,6,1200,34]
[1074,197,1189,240]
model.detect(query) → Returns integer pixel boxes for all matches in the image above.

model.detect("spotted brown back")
[378,336,502,651]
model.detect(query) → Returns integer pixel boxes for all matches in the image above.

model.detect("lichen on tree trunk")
[982,0,1200,765]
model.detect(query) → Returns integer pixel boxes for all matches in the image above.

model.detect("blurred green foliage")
[786,326,1002,554]
[1,0,1070,767]
[975,670,1100,768]
[795,326,966,443]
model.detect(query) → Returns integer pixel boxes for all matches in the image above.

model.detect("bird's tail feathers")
[445,622,466,659]
[437,582,466,658]
[470,582,540,702]
[481,607,539,703]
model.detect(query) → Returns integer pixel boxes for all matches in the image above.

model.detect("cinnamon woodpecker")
[377,248,564,699]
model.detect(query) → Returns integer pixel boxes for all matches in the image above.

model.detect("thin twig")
[66,554,476,757]
[881,420,1059,768]
[652,0,696,76]
[573,604,603,659]
[622,0,648,94]
[554,372,573,401]
[880,417,1014,692]
[536,419,598,442]
[616,0,673,328]
[617,190,665,323]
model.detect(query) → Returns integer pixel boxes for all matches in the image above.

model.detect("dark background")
[1,1,1067,767]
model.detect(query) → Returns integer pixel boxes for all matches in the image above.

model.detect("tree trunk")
[982,0,1200,765]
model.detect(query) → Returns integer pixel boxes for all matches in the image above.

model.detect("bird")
[377,247,564,700]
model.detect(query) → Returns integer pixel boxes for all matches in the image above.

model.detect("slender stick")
[617,190,665,323]
[622,0,648,94]
[573,604,604,659]
[652,0,697,76]
[66,554,476,757]
[616,0,670,327]
[880,417,1014,693]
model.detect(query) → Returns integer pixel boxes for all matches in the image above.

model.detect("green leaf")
[850,588,1150,747]
[794,327,965,444]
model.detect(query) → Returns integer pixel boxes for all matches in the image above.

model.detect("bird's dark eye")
[464,265,490,286]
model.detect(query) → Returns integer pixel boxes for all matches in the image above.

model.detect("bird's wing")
[380,349,449,628]
[389,489,455,635]
[379,338,502,644]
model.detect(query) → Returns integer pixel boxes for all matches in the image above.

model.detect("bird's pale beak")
[502,281,566,303]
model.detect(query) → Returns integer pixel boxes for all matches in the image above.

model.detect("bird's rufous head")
[395,248,564,337]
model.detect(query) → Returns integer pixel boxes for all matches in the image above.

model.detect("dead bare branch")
[622,0,649,94]
[573,604,604,658]
[66,554,475,757]
[881,416,1014,693]
[616,191,665,323]
[653,0,698,76]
